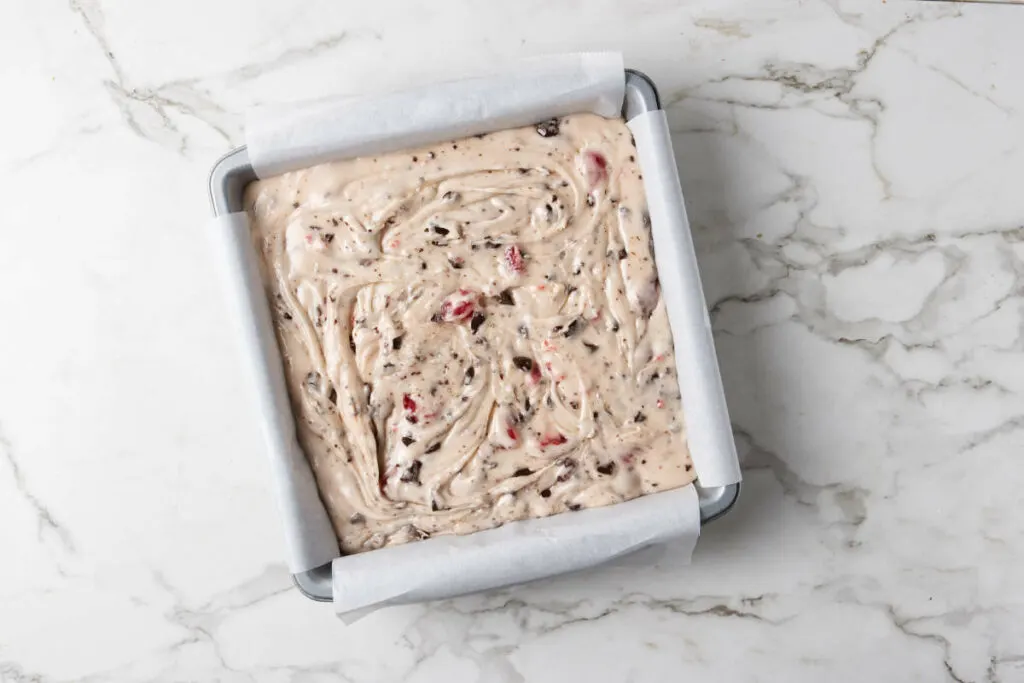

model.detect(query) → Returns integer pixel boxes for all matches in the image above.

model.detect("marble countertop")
[3,1,1023,681]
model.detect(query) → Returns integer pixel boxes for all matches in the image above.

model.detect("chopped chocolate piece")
[540,488,552,498]
[563,318,583,338]
[634,411,647,423]
[392,335,404,350]
[425,443,441,454]
[497,289,515,306]
[512,356,534,372]
[432,225,450,235]
[464,366,475,384]
[582,341,599,353]
[470,312,486,334]
[349,513,366,524]
[536,118,560,137]
[401,436,416,446]
[400,460,422,484]
[596,462,616,476]
[512,467,533,477]
[618,248,628,260]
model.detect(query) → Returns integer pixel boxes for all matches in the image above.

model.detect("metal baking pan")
[209,70,740,603]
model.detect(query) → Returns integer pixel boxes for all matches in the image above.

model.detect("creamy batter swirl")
[245,113,695,553]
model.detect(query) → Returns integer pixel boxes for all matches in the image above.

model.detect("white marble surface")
[2,0,1024,681]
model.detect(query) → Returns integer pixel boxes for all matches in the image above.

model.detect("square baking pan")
[208,69,740,602]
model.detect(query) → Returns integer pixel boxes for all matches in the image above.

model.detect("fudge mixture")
[245,113,696,554]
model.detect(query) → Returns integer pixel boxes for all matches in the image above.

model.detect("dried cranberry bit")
[528,362,542,384]
[540,434,567,448]
[503,245,526,275]
[580,149,609,189]
[507,427,518,441]
[436,289,480,323]
[402,394,417,413]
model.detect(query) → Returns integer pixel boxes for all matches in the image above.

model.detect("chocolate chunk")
[464,366,475,384]
[431,499,440,511]
[282,312,293,320]
[305,372,321,390]
[512,467,533,477]
[563,318,583,338]
[642,211,652,228]
[567,503,582,511]
[349,513,366,524]
[524,397,531,412]
[400,460,422,484]
[322,232,335,244]
[468,313,485,334]
[401,436,416,446]
[392,335,404,350]
[485,240,502,249]
[328,388,338,405]
[611,321,620,333]
[596,462,616,476]
[536,118,560,137]
[497,289,515,306]
[430,312,443,323]
[432,225,450,235]
[582,341,599,353]
[425,443,441,454]
[292,201,300,209]
[540,488,552,498]
[517,323,529,338]
[634,411,647,423]
[586,194,596,207]
[618,248,628,260]
[449,256,464,269]
[512,356,533,372]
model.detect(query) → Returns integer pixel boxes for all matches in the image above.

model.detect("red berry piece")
[503,245,525,276]
[540,433,567,448]
[580,149,609,189]
[436,289,480,323]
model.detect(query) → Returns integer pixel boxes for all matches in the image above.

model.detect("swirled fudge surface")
[244,113,695,554]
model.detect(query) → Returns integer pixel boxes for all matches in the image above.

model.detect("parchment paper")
[208,211,340,573]
[212,52,739,617]
[628,111,743,487]
[246,52,626,178]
